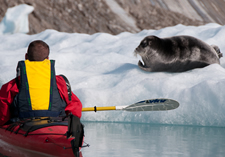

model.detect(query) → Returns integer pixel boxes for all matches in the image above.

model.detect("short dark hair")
[27,40,49,61]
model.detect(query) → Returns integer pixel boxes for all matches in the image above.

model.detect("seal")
[134,35,223,72]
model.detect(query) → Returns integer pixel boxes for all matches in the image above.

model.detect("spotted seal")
[134,35,222,72]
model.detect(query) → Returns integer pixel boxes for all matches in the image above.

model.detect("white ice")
[0,5,225,127]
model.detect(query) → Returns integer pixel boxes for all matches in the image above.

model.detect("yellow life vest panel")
[25,59,51,110]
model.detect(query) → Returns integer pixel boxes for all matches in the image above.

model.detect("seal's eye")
[141,40,148,48]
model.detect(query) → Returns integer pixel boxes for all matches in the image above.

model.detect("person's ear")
[25,53,28,60]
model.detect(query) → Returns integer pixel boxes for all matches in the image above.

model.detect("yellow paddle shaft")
[82,106,116,112]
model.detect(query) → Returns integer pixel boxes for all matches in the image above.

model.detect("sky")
[0,4,225,127]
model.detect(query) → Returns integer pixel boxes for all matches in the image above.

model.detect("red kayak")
[0,117,85,157]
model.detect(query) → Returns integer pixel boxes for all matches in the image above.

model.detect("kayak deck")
[0,118,83,157]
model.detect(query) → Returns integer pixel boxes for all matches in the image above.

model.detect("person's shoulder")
[56,75,70,83]
[56,75,66,84]
[3,78,17,86]
[0,78,18,91]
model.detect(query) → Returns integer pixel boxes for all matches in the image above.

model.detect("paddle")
[82,98,179,112]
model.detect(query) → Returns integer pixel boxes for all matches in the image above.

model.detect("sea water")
[80,122,225,157]
[1,122,225,157]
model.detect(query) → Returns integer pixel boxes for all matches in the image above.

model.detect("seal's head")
[134,36,160,68]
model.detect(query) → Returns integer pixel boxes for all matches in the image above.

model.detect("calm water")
[1,122,225,157]
[81,122,225,157]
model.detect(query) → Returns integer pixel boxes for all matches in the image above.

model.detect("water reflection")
[81,122,225,157]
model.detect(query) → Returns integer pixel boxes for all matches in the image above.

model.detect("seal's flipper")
[211,45,223,58]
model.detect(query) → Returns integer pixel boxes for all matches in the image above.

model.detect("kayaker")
[0,40,82,125]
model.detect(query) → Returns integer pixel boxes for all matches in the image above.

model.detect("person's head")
[26,40,49,61]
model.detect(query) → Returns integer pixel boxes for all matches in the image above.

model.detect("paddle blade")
[123,99,179,111]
